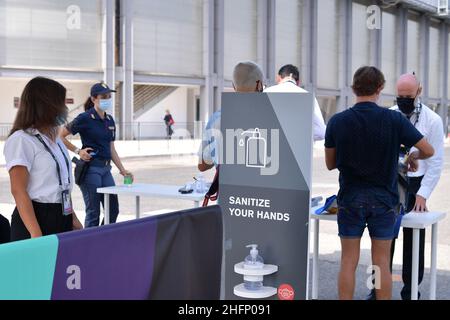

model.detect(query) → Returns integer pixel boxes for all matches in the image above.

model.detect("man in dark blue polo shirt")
[325,66,435,300]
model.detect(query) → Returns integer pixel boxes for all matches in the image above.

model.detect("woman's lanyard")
[35,134,70,187]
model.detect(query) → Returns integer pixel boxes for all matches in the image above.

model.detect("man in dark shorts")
[324,66,435,300]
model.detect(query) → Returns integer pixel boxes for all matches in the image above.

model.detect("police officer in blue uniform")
[60,83,133,228]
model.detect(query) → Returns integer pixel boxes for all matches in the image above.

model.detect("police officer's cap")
[90,82,117,97]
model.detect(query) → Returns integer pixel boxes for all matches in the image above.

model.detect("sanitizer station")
[220,93,314,300]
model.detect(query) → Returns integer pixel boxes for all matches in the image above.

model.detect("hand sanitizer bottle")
[243,244,264,290]
[196,173,206,193]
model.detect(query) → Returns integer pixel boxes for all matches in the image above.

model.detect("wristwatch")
[74,148,80,155]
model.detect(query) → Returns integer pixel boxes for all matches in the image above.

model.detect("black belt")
[89,158,112,167]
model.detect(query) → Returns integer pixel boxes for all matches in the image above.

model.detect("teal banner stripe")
[0,235,59,300]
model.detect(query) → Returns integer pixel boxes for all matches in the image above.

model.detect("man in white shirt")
[391,73,444,300]
[264,64,326,141]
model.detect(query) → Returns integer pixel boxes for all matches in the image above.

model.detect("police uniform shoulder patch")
[91,114,96,120]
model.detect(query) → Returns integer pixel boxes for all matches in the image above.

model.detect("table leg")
[104,194,110,225]
[194,200,200,208]
[411,228,420,300]
[312,218,320,300]
[430,223,438,300]
[136,196,141,220]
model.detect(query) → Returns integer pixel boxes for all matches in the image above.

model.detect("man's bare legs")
[371,239,393,300]
[339,238,361,300]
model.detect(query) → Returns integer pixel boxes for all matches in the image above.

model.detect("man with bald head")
[198,61,264,172]
[390,73,444,300]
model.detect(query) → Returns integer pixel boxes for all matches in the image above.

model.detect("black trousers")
[11,201,73,242]
[390,176,425,300]
[0,214,10,244]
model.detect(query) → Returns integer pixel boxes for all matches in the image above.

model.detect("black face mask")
[396,97,416,116]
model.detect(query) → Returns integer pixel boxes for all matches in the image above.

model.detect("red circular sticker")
[278,284,295,300]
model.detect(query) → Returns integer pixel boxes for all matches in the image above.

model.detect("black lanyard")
[35,134,70,186]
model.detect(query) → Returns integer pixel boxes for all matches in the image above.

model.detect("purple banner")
[51,219,157,300]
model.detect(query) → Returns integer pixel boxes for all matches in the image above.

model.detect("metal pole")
[136,196,141,219]
[411,229,420,300]
[430,223,438,300]
[138,121,141,151]
[312,218,320,299]
[104,194,110,225]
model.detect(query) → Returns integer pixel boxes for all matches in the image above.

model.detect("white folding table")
[97,183,206,225]
[310,207,446,300]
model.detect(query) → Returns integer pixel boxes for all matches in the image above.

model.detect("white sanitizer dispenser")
[234,244,278,299]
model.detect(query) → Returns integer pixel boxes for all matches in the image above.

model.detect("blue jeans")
[79,165,119,228]
[337,188,398,240]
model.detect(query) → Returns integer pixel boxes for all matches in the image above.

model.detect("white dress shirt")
[391,104,445,200]
[264,81,327,141]
[4,129,73,204]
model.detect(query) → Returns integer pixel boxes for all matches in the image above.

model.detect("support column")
[439,23,449,130]
[200,0,224,125]
[396,4,408,75]
[102,0,116,118]
[214,0,225,113]
[419,14,430,105]
[267,0,276,85]
[257,0,276,86]
[201,0,215,124]
[337,0,353,112]
[120,0,134,140]
[368,1,382,68]
[302,0,318,94]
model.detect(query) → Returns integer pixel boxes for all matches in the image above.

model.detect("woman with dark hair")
[60,83,133,227]
[3,77,83,241]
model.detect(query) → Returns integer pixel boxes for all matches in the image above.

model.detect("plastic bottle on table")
[196,173,206,193]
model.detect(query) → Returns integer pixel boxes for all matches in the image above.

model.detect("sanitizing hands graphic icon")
[239,128,268,169]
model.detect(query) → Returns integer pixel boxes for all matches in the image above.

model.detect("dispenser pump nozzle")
[246,244,259,261]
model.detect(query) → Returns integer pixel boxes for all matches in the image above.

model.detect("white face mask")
[99,98,112,111]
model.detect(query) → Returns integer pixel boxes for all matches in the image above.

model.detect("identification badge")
[61,189,74,216]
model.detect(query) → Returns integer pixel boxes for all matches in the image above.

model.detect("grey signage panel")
[220,93,314,300]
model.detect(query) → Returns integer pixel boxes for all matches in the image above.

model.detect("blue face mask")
[99,98,112,111]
